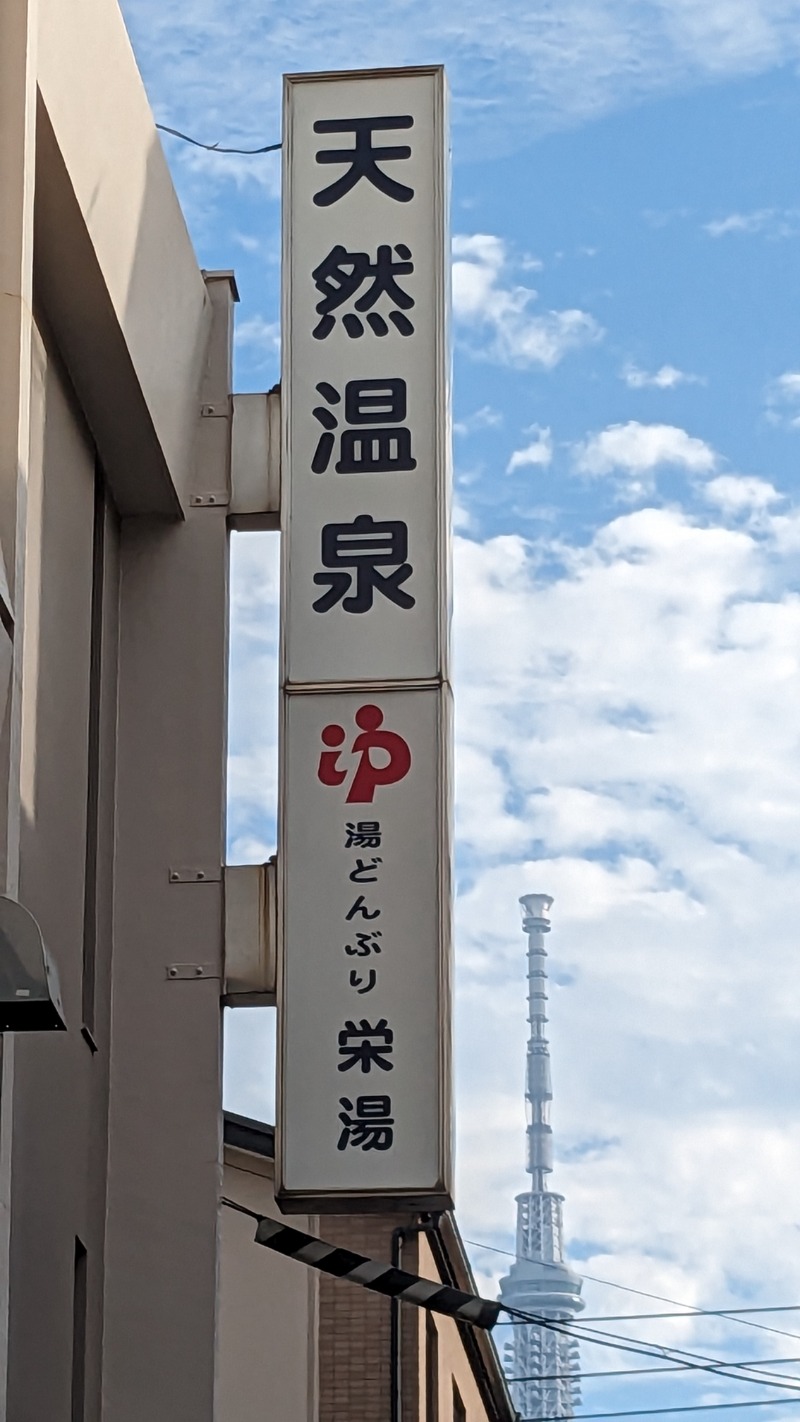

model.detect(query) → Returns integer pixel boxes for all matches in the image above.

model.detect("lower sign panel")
[276,686,453,1212]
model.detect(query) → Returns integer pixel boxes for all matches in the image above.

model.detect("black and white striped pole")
[223,1201,501,1331]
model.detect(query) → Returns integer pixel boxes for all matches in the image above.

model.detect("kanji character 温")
[337,1019,394,1073]
[349,968,377,995]
[337,1094,394,1151]
[313,116,414,207]
[312,515,414,614]
[311,379,416,475]
[312,243,414,340]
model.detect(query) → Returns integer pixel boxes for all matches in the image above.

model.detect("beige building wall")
[0,0,238,1416]
[218,1131,317,1422]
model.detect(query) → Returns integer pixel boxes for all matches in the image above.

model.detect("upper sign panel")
[282,68,450,687]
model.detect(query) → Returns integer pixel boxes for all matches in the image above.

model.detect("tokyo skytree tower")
[499,894,584,1421]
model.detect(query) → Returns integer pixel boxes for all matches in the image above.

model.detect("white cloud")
[572,420,717,496]
[451,501,800,1324]
[765,370,800,428]
[622,361,703,389]
[235,316,280,351]
[704,208,800,238]
[703,474,783,513]
[506,425,553,473]
[123,0,800,174]
[452,234,602,369]
[454,404,504,437]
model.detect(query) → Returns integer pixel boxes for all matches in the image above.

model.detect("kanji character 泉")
[313,116,414,207]
[311,379,416,475]
[312,244,414,339]
[337,1018,394,1073]
[349,968,377,995]
[349,857,382,883]
[312,515,414,615]
[345,894,380,921]
[344,931,383,957]
[337,1095,394,1151]
[345,821,382,848]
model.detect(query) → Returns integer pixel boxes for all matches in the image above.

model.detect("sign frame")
[276,65,453,1214]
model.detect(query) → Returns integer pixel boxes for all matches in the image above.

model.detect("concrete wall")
[218,1150,316,1422]
[0,0,234,1416]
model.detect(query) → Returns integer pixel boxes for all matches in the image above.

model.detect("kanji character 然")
[312,244,415,339]
[337,1095,394,1151]
[349,968,377,995]
[344,932,383,957]
[337,1018,394,1073]
[311,379,416,475]
[312,515,414,614]
[313,116,414,207]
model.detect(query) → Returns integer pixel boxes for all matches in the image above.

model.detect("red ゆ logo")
[317,705,411,804]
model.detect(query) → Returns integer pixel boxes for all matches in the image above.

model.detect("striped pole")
[239,1208,500,1330]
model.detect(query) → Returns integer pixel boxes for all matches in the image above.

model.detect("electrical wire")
[498,1306,800,1393]
[583,1312,800,1325]
[467,1239,800,1347]
[221,1196,263,1221]
[521,1396,800,1422]
[507,1359,800,1386]
[155,123,281,155]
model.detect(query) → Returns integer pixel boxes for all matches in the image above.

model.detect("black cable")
[156,123,281,155]
[583,1311,800,1325]
[467,1239,800,1346]
[521,1396,800,1422]
[221,1196,263,1221]
[499,1307,800,1392]
[508,1358,800,1385]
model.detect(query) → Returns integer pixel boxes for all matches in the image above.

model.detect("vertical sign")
[277,66,452,1212]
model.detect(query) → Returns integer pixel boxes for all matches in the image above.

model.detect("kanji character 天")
[312,243,414,339]
[345,821,382,848]
[345,894,381,921]
[337,1095,394,1151]
[349,968,377,995]
[311,379,416,475]
[344,931,383,957]
[313,116,414,207]
[349,857,382,883]
[337,1018,394,1073]
[312,515,415,615]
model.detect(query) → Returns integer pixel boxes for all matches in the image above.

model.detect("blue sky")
[120,1,800,1417]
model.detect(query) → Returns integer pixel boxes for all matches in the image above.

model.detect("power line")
[507,1358,800,1385]
[521,1395,800,1422]
[467,1238,800,1346]
[583,1312,800,1325]
[155,123,281,155]
[499,1306,800,1393]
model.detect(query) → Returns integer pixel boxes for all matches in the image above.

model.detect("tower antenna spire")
[499,894,583,1420]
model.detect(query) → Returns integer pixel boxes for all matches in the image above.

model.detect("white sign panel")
[281,67,449,687]
[277,689,451,1206]
[277,66,452,1212]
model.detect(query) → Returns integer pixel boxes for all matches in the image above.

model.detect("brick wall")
[317,1213,421,1422]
